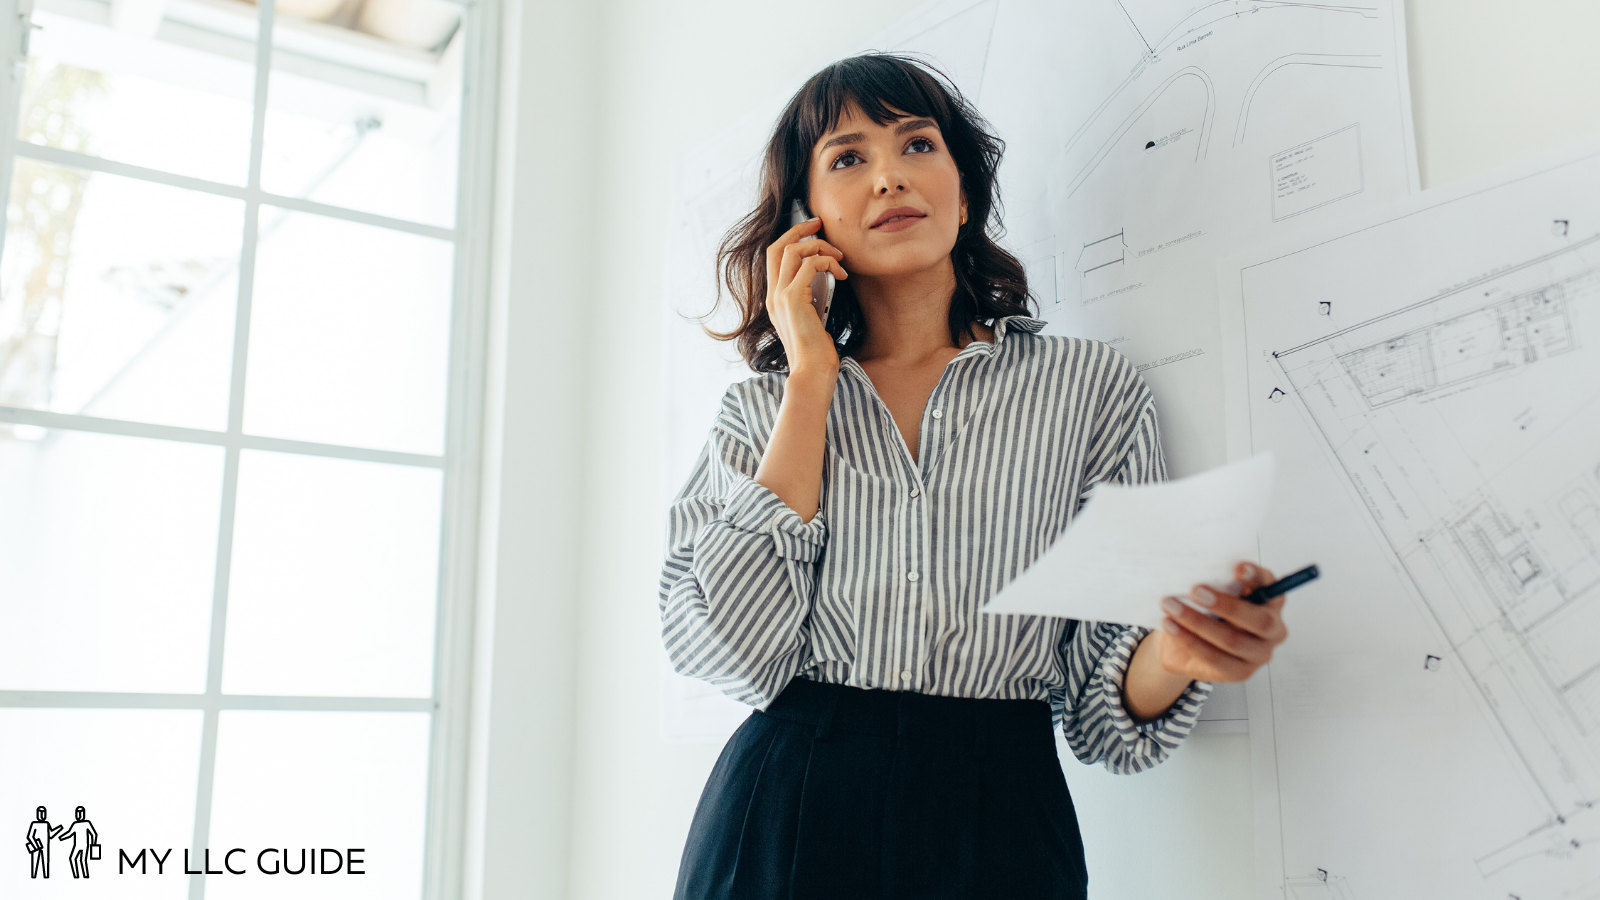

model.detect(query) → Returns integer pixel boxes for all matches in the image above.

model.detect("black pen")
[1242,564,1319,604]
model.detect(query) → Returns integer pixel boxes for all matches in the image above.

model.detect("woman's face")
[806,101,967,280]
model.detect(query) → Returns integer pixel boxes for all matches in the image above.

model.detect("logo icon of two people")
[25,805,99,879]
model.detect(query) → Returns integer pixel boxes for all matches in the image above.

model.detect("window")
[0,0,493,895]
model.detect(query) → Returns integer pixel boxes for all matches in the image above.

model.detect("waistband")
[759,676,1056,759]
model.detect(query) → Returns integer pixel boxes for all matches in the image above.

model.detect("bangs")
[789,54,955,164]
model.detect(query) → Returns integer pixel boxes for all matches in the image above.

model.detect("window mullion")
[187,0,276,896]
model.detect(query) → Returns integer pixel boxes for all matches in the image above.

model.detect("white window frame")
[0,1,502,897]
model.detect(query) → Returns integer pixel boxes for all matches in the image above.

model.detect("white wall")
[467,1,598,898]
[466,1,1600,898]
[1406,0,1600,190]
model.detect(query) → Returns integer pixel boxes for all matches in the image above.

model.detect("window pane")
[19,6,258,185]
[222,449,441,698]
[0,708,201,896]
[0,430,221,693]
[0,160,243,430]
[208,710,429,899]
[242,209,452,455]
[262,0,464,228]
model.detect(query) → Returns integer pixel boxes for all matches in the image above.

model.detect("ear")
[959,191,969,226]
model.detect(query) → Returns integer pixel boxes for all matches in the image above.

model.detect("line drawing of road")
[1062,65,1216,199]
[1115,0,1378,59]
[1234,52,1383,143]
[1054,0,1393,205]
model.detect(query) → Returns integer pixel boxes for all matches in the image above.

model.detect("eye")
[907,136,936,153]
[830,149,862,170]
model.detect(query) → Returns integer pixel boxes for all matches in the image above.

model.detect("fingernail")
[1192,587,1215,607]
[808,216,819,222]
[1242,563,1256,578]
[1161,618,1180,634]
[1160,596,1183,616]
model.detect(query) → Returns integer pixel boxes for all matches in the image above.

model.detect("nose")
[872,157,907,195]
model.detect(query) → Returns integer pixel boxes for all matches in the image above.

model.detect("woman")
[659,52,1289,899]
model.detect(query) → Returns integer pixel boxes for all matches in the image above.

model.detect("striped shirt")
[658,314,1212,774]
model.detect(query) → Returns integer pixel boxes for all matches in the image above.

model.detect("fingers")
[1193,584,1288,642]
[801,247,847,279]
[1159,620,1258,682]
[768,218,840,270]
[781,235,844,275]
[773,254,847,315]
[781,233,844,264]
[770,240,846,299]
[782,214,824,239]
[1162,594,1276,665]
[1235,560,1276,591]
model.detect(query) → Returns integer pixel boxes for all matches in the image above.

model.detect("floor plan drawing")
[1219,146,1600,899]
[1277,248,1600,877]
[1299,249,1583,408]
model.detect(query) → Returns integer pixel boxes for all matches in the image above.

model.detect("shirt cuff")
[716,472,829,562]
[1099,626,1215,739]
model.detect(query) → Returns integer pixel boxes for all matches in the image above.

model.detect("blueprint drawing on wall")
[1218,146,1600,899]
[975,0,1417,477]
[659,0,1418,741]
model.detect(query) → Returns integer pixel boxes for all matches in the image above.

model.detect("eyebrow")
[817,117,939,154]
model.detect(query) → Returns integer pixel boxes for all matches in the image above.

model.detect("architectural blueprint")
[1218,145,1600,899]
[660,0,1418,741]
[975,0,1417,476]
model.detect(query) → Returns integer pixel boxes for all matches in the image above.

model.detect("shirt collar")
[993,314,1046,341]
[840,313,1046,370]
[966,314,1045,355]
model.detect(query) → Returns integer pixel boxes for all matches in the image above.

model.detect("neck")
[849,258,983,365]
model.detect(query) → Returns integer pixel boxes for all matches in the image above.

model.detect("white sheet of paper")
[982,453,1275,629]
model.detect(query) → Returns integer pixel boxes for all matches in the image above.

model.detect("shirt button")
[931,409,943,419]
[901,671,913,682]
[907,571,919,582]
[910,487,921,497]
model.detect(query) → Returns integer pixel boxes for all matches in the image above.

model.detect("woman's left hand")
[1156,561,1289,683]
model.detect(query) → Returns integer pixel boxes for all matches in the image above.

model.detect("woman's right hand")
[765,215,847,380]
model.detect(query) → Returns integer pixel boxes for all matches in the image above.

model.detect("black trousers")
[672,677,1089,899]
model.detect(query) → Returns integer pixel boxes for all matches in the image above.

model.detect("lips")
[871,206,925,228]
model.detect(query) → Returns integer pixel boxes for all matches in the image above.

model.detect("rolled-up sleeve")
[1052,350,1214,774]
[658,385,829,710]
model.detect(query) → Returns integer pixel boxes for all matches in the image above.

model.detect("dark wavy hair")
[698,52,1036,373]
